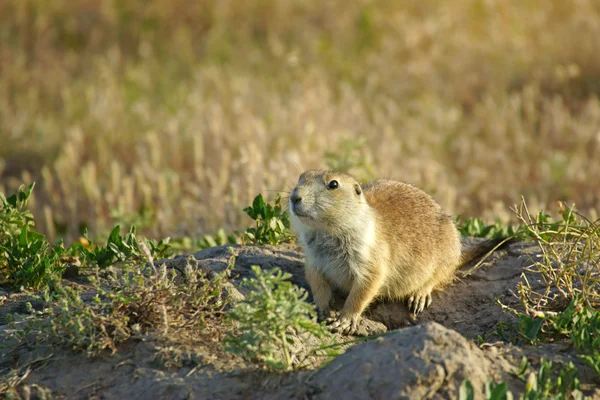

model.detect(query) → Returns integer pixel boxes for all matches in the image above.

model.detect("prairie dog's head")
[289,170,367,232]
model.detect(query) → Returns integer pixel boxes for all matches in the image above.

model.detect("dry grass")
[1,0,600,243]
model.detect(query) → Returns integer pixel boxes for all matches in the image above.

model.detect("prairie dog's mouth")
[293,210,312,219]
[290,204,314,220]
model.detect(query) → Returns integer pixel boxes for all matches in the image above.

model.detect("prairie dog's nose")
[290,191,302,205]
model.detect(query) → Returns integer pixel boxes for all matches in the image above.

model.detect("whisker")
[291,160,303,175]
[264,189,291,194]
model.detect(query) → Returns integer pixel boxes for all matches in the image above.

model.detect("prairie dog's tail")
[458,238,515,272]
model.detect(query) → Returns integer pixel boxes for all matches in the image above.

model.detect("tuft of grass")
[223,265,340,371]
[73,225,173,270]
[510,198,599,314]
[9,255,231,357]
[496,199,600,379]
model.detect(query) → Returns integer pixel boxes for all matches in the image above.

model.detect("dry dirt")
[1,239,599,399]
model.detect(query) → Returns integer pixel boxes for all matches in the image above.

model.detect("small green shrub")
[457,217,521,239]
[11,256,230,357]
[73,225,172,269]
[0,182,173,290]
[545,298,600,376]
[459,358,586,400]
[498,199,600,378]
[242,194,295,246]
[0,226,67,290]
[195,228,241,250]
[223,265,340,371]
[0,183,67,289]
[0,183,35,244]
[522,359,584,400]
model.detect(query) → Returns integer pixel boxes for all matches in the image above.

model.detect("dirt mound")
[1,240,598,399]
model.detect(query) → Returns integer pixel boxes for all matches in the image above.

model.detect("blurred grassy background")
[1,0,600,243]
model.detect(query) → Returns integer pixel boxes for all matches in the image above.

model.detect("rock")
[305,322,502,400]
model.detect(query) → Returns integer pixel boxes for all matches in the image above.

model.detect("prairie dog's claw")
[407,292,433,315]
[317,307,333,322]
[327,314,360,335]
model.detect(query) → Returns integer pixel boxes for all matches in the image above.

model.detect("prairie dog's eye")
[327,180,339,190]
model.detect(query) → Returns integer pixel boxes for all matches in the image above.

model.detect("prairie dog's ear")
[354,183,362,195]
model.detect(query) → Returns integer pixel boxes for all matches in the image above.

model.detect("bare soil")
[1,240,599,399]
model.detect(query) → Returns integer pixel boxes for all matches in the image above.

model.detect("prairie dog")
[289,169,505,335]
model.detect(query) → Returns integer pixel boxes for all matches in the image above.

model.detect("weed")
[512,199,599,311]
[10,256,230,357]
[0,182,173,290]
[0,183,67,289]
[242,194,295,246]
[507,199,599,331]
[0,183,35,244]
[223,265,340,371]
[457,217,521,240]
[459,358,586,400]
[485,381,512,400]
[174,228,241,252]
[546,298,600,376]
[73,225,172,270]
[196,228,241,250]
[170,193,293,253]
[495,199,599,382]
[522,359,584,400]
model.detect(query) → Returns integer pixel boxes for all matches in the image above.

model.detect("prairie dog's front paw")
[327,313,361,336]
[317,307,333,323]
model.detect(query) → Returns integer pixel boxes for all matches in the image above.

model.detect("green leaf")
[521,316,543,341]
[459,380,475,400]
[487,382,509,400]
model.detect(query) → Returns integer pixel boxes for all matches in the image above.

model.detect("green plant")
[12,256,230,357]
[521,359,584,400]
[223,265,340,371]
[0,183,35,244]
[459,358,586,400]
[0,226,67,290]
[546,298,600,376]
[242,194,295,246]
[73,225,172,270]
[485,382,512,400]
[1,183,173,290]
[196,228,241,250]
[457,217,521,240]
[0,183,68,289]
[496,199,600,375]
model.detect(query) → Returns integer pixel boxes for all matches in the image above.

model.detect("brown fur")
[288,170,506,334]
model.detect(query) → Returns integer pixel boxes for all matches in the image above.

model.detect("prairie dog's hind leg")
[305,267,334,321]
